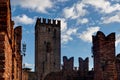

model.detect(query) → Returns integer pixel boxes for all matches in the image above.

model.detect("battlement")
[79,57,89,73]
[79,57,89,64]
[62,56,89,72]
[63,56,74,71]
[92,31,116,55]
[92,31,115,42]
[36,18,61,27]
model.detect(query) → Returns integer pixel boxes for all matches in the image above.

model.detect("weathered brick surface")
[35,18,61,80]
[116,54,120,80]
[22,68,30,80]
[63,56,74,71]
[4,33,13,80]
[0,0,22,80]
[79,57,89,78]
[92,31,118,80]
[13,26,22,80]
[44,56,92,80]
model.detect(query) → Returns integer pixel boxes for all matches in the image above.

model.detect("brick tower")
[92,31,118,80]
[0,0,22,80]
[0,0,13,80]
[35,18,61,80]
[0,0,12,36]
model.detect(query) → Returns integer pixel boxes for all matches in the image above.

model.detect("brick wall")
[92,31,118,80]
[35,18,61,80]
[63,56,74,71]
[0,0,22,80]
[79,57,89,78]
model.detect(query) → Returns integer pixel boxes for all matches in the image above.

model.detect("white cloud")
[11,0,53,13]
[66,28,77,35]
[78,27,100,42]
[61,34,72,44]
[110,0,120,2]
[77,18,89,24]
[23,63,34,68]
[102,13,120,24]
[116,34,120,46]
[13,14,36,25]
[56,18,78,44]
[56,0,68,2]
[56,18,67,32]
[82,0,120,14]
[61,28,78,44]
[26,30,34,34]
[63,2,87,19]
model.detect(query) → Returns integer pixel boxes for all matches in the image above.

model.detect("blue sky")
[10,0,120,70]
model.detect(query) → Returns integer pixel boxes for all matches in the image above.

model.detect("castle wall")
[92,31,118,80]
[44,56,91,80]
[0,0,22,80]
[0,33,13,80]
[13,26,22,80]
[22,69,29,80]
[116,54,120,80]
[79,57,89,78]
[63,56,74,71]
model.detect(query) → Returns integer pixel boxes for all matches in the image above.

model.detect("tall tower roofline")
[92,31,117,80]
[92,31,115,41]
[35,17,61,80]
[36,18,61,27]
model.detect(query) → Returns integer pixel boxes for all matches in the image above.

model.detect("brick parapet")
[78,57,89,77]
[63,56,74,71]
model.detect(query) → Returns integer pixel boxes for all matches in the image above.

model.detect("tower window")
[42,62,45,73]
[46,42,52,53]
[48,28,50,32]
[53,29,57,38]
[54,62,56,67]
[44,41,46,44]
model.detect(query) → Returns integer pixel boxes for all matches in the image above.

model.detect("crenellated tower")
[63,56,74,71]
[35,18,61,80]
[79,57,89,79]
[92,31,118,80]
